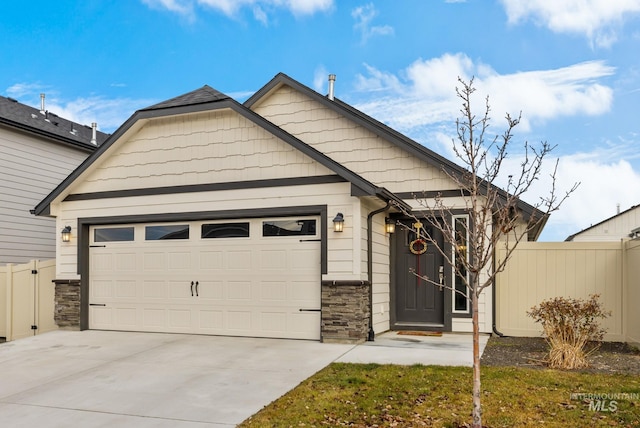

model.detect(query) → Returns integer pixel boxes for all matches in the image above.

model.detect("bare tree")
[400,77,578,428]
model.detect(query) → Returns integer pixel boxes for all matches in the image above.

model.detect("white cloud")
[283,0,333,16]
[514,151,640,241]
[351,55,634,242]
[197,0,247,15]
[9,86,154,133]
[142,0,333,22]
[351,3,394,44]
[227,90,256,101]
[253,5,268,25]
[353,54,614,133]
[141,0,195,20]
[6,82,47,99]
[500,0,640,48]
[46,96,155,132]
[313,65,329,93]
[354,63,406,94]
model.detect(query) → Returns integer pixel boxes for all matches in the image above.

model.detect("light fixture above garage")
[61,225,72,242]
[385,218,395,234]
[333,213,344,232]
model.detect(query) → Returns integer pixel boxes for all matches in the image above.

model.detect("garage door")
[88,216,321,340]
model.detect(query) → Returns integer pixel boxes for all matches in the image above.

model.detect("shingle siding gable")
[252,85,456,194]
[73,108,336,194]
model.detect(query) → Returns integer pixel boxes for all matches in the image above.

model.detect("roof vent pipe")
[91,122,97,145]
[616,203,620,214]
[328,74,336,101]
[40,93,45,114]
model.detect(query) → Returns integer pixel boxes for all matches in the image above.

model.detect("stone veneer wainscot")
[321,281,370,343]
[52,279,81,329]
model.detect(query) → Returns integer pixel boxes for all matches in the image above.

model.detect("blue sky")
[2,0,639,241]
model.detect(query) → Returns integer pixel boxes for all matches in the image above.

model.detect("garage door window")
[202,222,250,238]
[263,219,316,236]
[145,225,190,240]
[94,227,135,242]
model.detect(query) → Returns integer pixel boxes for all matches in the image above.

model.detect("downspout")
[621,238,627,342]
[491,233,504,336]
[367,201,391,341]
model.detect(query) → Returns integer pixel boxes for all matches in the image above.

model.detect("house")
[34,73,543,343]
[0,94,109,265]
[565,204,640,241]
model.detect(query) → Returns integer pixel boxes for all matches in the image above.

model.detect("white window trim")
[452,214,470,314]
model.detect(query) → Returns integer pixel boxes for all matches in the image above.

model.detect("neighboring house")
[566,204,640,242]
[0,94,109,265]
[34,73,543,343]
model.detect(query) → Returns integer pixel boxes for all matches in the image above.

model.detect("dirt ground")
[480,335,640,374]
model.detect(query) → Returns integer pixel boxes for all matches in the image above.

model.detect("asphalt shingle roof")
[0,95,109,149]
[142,85,229,111]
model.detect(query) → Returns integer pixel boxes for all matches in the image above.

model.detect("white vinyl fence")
[0,259,58,341]
[496,240,640,344]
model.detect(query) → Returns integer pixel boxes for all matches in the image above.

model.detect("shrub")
[527,294,610,369]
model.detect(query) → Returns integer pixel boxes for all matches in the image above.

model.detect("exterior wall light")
[61,225,72,243]
[333,213,344,232]
[385,218,395,234]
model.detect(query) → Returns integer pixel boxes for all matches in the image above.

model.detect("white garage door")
[88,216,321,340]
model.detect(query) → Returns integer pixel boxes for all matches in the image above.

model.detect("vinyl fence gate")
[0,259,58,341]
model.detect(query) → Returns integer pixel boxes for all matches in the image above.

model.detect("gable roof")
[0,95,109,151]
[565,204,640,241]
[34,85,409,216]
[245,72,548,240]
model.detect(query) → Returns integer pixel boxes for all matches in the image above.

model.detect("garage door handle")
[90,303,106,307]
[195,281,199,297]
[299,308,321,312]
[191,281,194,296]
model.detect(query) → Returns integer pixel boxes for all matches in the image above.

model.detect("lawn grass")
[239,364,640,427]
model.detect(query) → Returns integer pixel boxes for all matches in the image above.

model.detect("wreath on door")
[409,238,427,255]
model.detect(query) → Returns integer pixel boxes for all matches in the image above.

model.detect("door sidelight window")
[453,215,470,312]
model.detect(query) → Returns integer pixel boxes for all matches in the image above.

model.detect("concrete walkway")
[0,330,488,427]
[338,331,489,366]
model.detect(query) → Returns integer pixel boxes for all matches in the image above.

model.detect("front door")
[393,219,446,329]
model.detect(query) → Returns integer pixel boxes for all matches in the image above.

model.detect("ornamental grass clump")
[527,294,610,370]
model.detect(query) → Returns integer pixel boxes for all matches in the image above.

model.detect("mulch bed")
[481,335,640,374]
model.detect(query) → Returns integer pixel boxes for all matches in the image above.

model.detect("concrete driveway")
[0,330,488,427]
[0,330,353,427]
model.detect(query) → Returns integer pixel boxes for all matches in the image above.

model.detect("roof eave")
[529,212,549,241]
[376,188,411,212]
[0,118,98,153]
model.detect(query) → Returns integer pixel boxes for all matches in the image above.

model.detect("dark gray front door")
[393,219,445,328]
